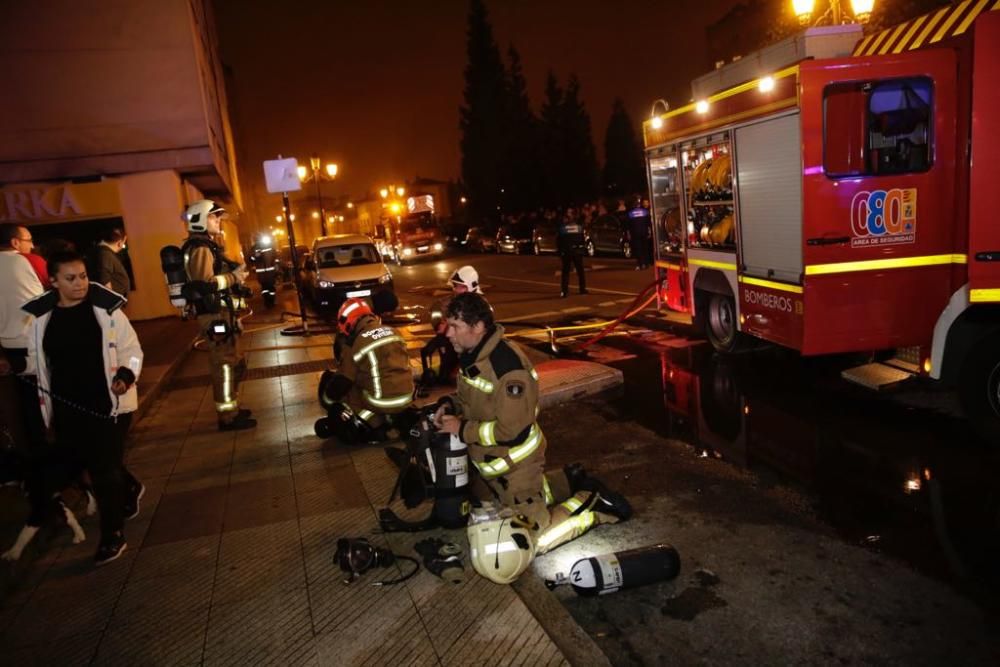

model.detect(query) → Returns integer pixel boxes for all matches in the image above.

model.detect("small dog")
[0,447,96,562]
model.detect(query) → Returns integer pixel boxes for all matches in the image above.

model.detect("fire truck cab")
[644,3,1000,429]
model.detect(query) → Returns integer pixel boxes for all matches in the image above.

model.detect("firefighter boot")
[220,409,256,432]
[565,463,632,521]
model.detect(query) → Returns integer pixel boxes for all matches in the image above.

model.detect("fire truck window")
[823,86,867,176]
[868,79,931,175]
[823,77,932,177]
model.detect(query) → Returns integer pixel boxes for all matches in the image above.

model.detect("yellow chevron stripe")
[931,0,971,44]
[865,28,892,55]
[879,23,910,54]
[912,7,952,49]
[955,0,991,35]
[854,33,875,55]
[893,14,929,54]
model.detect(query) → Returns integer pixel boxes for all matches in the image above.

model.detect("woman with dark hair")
[15,250,144,564]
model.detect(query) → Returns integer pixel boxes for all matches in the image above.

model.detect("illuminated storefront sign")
[0,181,122,223]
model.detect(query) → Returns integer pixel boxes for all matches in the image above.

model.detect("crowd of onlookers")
[1,222,143,566]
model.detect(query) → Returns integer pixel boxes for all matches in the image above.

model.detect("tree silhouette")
[602,98,646,198]
[502,46,541,213]
[540,71,567,208]
[459,0,507,223]
[561,75,600,205]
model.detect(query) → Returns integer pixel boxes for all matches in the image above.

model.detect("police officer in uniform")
[182,200,256,431]
[433,293,630,582]
[317,297,414,443]
[557,207,588,298]
[250,233,279,308]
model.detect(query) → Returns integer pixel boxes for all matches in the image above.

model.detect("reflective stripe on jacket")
[341,316,414,411]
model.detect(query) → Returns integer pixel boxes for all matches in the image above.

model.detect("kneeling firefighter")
[161,200,255,431]
[433,292,633,584]
[316,297,414,443]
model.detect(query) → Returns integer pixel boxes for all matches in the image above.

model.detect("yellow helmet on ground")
[468,514,536,584]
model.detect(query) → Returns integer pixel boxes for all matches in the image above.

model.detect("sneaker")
[124,481,146,521]
[94,533,127,566]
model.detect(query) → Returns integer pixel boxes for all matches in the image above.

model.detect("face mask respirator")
[333,537,418,586]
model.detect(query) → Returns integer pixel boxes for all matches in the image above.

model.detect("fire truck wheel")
[705,294,747,353]
[959,336,1000,438]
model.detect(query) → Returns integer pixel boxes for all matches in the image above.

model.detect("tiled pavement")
[0,325,570,666]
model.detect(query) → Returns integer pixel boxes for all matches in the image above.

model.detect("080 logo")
[850,188,917,248]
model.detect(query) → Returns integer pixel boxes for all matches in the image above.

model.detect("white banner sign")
[263,157,302,194]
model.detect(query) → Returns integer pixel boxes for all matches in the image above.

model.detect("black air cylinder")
[565,544,680,596]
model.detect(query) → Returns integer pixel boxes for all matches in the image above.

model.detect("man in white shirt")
[0,223,45,450]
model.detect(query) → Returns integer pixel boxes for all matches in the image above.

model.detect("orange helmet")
[337,298,373,335]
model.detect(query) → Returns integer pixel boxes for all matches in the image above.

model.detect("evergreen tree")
[561,74,600,205]
[502,46,541,213]
[602,98,646,198]
[459,0,507,223]
[540,71,567,207]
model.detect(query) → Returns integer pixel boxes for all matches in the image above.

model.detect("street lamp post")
[793,0,875,26]
[297,154,338,236]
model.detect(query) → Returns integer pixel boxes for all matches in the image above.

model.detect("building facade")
[0,0,244,320]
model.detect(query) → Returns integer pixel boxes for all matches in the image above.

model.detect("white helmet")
[183,199,226,233]
[450,265,481,293]
[468,515,536,584]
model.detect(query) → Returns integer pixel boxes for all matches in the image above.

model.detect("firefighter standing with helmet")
[433,292,631,584]
[420,265,481,388]
[181,200,256,431]
[316,297,414,443]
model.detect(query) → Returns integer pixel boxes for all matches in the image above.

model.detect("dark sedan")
[496,223,534,254]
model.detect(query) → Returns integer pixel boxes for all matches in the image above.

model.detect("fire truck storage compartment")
[734,113,803,284]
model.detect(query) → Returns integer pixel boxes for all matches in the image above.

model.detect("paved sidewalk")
[0,322,618,665]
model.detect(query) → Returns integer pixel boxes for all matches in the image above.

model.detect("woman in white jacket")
[17,250,144,565]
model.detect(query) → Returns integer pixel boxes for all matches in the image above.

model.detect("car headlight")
[317,279,335,289]
[433,242,443,251]
[403,247,414,256]
[379,272,392,284]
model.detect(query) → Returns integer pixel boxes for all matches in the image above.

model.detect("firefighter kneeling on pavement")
[316,297,414,443]
[181,200,256,431]
[432,292,631,584]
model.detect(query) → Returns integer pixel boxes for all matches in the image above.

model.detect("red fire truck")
[643,3,1000,429]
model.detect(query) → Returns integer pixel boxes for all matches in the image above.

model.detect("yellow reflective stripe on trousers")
[537,511,595,550]
[352,335,404,362]
[478,420,497,445]
[461,374,495,394]
[357,409,375,422]
[542,476,554,505]
[473,424,542,478]
[804,253,966,276]
[561,497,584,513]
[363,392,412,409]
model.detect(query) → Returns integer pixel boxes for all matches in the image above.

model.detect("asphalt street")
[283,250,1000,664]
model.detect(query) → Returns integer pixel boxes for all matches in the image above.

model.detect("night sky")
[214,0,746,223]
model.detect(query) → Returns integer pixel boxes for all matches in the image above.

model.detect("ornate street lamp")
[297,154,339,236]
[793,0,874,26]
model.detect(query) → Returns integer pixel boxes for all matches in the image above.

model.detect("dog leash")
[14,374,117,422]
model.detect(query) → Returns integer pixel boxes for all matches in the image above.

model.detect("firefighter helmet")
[450,265,481,293]
[468,515,536,585]
[337,298,373,336]
[183,200,226,233]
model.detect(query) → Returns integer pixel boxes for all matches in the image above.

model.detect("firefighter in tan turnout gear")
[182,200,256,431]
[315,298,414,443]
[433,292,632,584]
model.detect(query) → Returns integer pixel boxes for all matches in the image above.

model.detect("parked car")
[442,222,470,248]
[496,223,534,254]
[586,213,632,258]
[302,234,394,316]
[463,226,497,253]
[532,220,559,254]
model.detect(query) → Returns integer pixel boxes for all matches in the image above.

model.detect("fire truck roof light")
[759,76,775,93]
[651,116,664,129]
[695,100,710,114]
